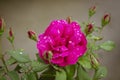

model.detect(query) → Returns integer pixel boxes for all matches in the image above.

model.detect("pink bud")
[7,27,14,44]
[9,27,13,37]
[0,18,4,31]
[27,30,37,41]
[85,23,94,35]
[102,13,111,27]
[0,18,4,36]
[90,6,96,11]
[0,19,2,30]
[89,6,96,18]
[87,24,93,32]
[104,14,111,23]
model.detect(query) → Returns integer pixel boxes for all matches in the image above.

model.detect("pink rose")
[37,20,87,66]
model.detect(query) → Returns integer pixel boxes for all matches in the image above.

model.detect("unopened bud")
[27,30,37,41]
[66,17,72,24]
[9,27,13,37]
[89,6,96,18]
[85,23,94,35]
[0,19,2,29]
[43,51,53,63]
[0,18,5,36]
[7,27,14,44]
[102,14,111,27]
[90,54,100,69]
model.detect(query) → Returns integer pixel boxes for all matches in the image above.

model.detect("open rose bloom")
[37,20,87,66]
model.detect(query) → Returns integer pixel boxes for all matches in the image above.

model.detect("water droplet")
[20,52,23,54]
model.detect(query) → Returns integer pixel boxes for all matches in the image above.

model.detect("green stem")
[12,43,15,50]
[0,37,9,73]
[93,70,99,80]
[1,56,9,72]
[0,37,2,59]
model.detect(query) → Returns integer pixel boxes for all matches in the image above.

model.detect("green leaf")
[27,72,37,80]
[100,41,115,51]
[0,76,6,80]
[39,66,55,80]
[0,68,4,75]
[78,55,92,69]
[18,63,30,73]
[31,61,49,72]
[55,69,67,80]
[65,65,77,80]
[76,65,91,80]
[92,36,103,41]
[36,53,44,63]
[7,71,19,80]
[0,30,4,37]
[7,50,30,63]
[21,72,37,80]
[14,65,22,72]
[89,10,96,18]
[0,68,6,79]
[93,66,107,79]
[94,26,102,32]
[7,36,14,44]
[6,57,16,65]
[21,74,28,80]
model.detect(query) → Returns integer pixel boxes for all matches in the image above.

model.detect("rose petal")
[37,20,87,67]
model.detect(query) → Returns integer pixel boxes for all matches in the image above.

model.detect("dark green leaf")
[27,72,37,80]
[7,71,19,80]
[0,68,4,75]
[21,74,28,80]
[0,76,6,80]
[100,41,115,51]
[14,65,22,73]
[93,66,107,79]
[76,65,91,80]
[31,61,49,72]
[7,50,30,63]
[55,69,67,80]
[21,72,37,80]
[39,66,55,80]
[0,68,6,80]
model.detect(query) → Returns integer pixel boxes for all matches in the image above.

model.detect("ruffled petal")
[37,20,87,67]
[65,51,79,65]
[45,20,67,38]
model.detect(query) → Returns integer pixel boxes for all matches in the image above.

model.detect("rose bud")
[7,27,14,44]
[0,19,2,29]
[85,23,94,35]
[9,27,13,37]
[90,54,100,69]
[27,30,37,41]
[0,18,4,36]
[102,14,111,27]
[89,6,96,18]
